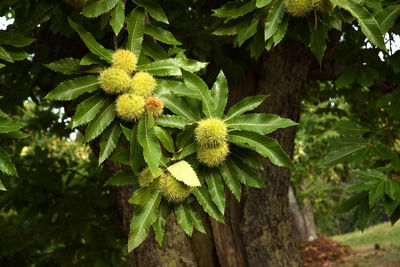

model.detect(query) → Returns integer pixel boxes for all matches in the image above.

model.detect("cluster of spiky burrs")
[138,167,192,203]
[195,118,229,167]
[284,0,334,17]
[98,49,163,121]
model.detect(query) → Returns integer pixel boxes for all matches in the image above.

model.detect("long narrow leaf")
[128,191,161,252]
[127,7,145,58]
[69,18,113,62]
[46,75,99,101]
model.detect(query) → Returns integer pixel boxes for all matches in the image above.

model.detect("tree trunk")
[237,40,313,267]
[113,39,313,267]
[289,186,318,242]
[289,186,308,242]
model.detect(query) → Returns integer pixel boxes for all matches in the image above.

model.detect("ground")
[300,221,400,267]
[332,222,400,267]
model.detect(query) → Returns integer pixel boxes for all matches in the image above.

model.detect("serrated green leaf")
[354,169,386,181]
[154,126,174,153]
[173,142,196,160]
[156,115,192,129]
[70,94,110,128]
[205,168,225,215]
[369,181,385,207]
[137,58,207,76]
[6,48,29,61]
[158,80,198,99]
[44,58,82,75]
[133,0,169,24]
[157,93,197,121]
[144,24,181,45]
[390,205,400,225]
[310,22,328,65]
[127,7,145,59]
[80,53,104,65]
[182,70,214,118]
[175,125,196,149]
[69,18,113,62]
[334,120,369,135]
[264,0,285,41]
[256,0,272,8]
[233,160,264,188]
[99,123,121,164]
[110,0,125,35]
[227,113,297,135]
[335,65,357,89]
[392,153,400,171]
[105,169,137,186]
[0,31,34,47]
[0,117,23,134]
[0,45,13,62]
[237,14,259,46]
[0,149,17,176]
[385,179,400,200]
[231,146,264,170]
[129,124,144,174]
[213,19,244,36]
[331,0,386,51]
[0,130,29,139]
[174,202,194,236]
[82,0,119,18]
[211,71,228,118]
[336,191,368,213]
[192,187,224,223]
[129,180,158,205]
[138,114,161,176]
[153,201,170,246]
[228,131,295,170]
[189,205,206,234]
[167,160,200,187]
[321,145,367,167]
[46,75,99,101]
[273,15,289,46]
[0,179,5,191]
[128,191,161,252]
[330,136,369,147]
[219,159,241,201]
[225,95,267,121]
[213,0,256,19]
[383,197,400,217]
[82,100,115,143]
[376,4,400,34]
[355,197,372,231]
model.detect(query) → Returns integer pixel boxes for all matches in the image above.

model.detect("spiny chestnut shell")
[146,96,164,118]
[130,72,156,98]
[158,175,192,203]
[98,67,131,94]
[138,167,164,187]
[195,118,228,147]
[284,0,313,17]
[115,93,145,121]
[111,49,138,74]
[197,141,229,167]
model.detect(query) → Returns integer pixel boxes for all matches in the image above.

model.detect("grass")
[331,222,400,267]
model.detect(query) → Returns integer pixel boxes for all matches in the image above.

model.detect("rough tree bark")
[112,39,314,267]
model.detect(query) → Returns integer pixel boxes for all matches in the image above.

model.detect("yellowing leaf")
[167,160,200,187]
